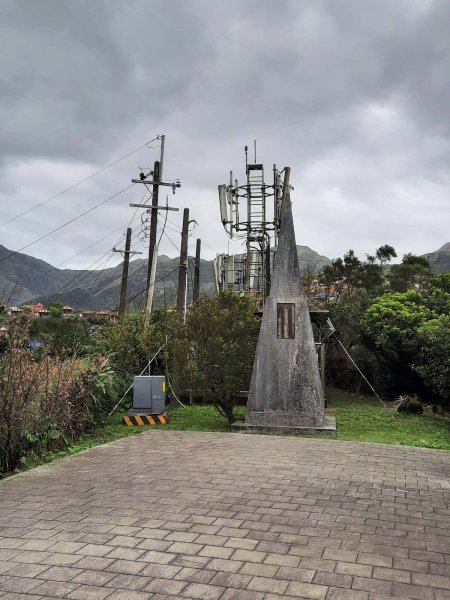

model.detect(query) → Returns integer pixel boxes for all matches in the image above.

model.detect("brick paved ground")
[0,431,449,600]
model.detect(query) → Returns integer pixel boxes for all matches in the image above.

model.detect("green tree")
[389,254,431,292]
[361,275,450,405]
[375,244,397,266]
[416,315,450,403]
[89,311,168,381]
[178,292,259,424]
[321,245,396,299]
[47,302,64,318]
[30,316,89,357]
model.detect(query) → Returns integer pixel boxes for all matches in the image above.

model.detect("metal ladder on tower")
[246,163,265,233]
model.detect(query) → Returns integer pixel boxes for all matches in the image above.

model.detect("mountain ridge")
[0,243,447,310]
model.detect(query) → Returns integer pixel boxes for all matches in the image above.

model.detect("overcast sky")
[0,0,449,271]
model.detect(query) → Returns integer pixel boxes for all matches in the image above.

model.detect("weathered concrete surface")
[233,415,337,435]
[0,431,449,600]
[246,196,328,429]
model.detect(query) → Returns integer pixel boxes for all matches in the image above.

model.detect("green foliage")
[175,292,259,424]
[375,244,397,266]
[321,245,395,298]
[388,253,431,292]
[48,301,64,318]
[30,316,89,357]
[416,314,450,402]
[88,311,172,381]
[0,317,120,474]
[362,290,430,360]
[322,248,447,406]
[361,276,450,405]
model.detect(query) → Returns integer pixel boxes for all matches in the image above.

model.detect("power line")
[164,214,221,255]
[201,240,221,255]
[7,211,143,305]
[53,251,117,298]
[0,138,158,229]
[162,229,181,254]
[83,227,144,294]
[53,227,143,297]
[0,183,136,265]
[117,264,180,310]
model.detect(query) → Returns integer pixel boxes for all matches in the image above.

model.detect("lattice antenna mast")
[218,143,291,305]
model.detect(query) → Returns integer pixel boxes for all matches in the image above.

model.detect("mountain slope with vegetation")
[0,242,447,310]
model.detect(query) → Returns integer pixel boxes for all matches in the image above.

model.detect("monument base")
[232,415,336,435]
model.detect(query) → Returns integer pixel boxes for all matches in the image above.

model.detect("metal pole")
[176,208,189,316]
[193,238,201,302]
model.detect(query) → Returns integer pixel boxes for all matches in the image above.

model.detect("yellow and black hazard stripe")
[123,414,168,426]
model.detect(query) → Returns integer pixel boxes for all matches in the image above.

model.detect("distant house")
[38,309,50,318]
[96,311,110,319]
[81,311,95,319]
[63,305,74,315]
[28,303,45,315]
[0,327,8,337]
[8,306,23,316]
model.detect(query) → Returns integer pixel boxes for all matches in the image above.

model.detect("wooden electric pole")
[129,135,182,319]
[147,160,160,290]
[176,208,189,316]
[193,238,201,302]
[112,227,142,314]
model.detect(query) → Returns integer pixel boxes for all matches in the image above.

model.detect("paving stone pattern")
[0,431,449,599]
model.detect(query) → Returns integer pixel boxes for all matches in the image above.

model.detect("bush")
[361,275,450,407]
[30,316,89,357]
[415,315,450,405]
[174,292,259,424]
[0,318,119,474]
[88,310,174,382]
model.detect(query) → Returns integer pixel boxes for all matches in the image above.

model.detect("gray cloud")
[0,0,448,272]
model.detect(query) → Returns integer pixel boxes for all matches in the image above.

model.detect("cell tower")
[216,143,291,308]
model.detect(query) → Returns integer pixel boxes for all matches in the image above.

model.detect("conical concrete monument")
[235,195,336,434]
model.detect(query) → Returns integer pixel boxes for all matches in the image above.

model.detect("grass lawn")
[323,387,449,450]
[166,388,449,450]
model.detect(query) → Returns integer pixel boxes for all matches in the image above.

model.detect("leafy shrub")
[0,318,119,474]
[415,315,450,404]
[361,275,450,406]
[88,310,174,382]
[174,292,259,424]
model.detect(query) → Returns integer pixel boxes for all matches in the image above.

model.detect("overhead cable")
[0,138,158,229]
[0,183,136,265]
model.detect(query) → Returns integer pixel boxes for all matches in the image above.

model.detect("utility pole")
[177,208,189,316]
[130,135,182,321]
[147,159,160,290]
[193,238,201,302]
[112,228,142,314]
